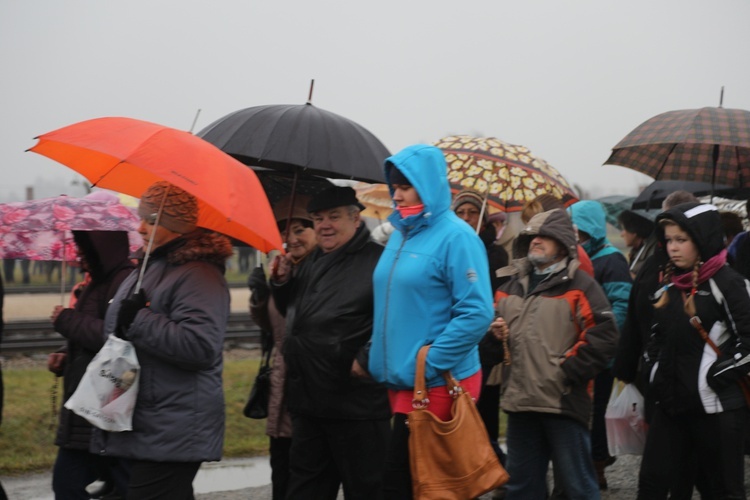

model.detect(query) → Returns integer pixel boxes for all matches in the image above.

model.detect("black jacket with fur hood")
[92,229,233,462]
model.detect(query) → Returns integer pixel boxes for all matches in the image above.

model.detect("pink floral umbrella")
[0,193,141,301]
[0,193,141,261]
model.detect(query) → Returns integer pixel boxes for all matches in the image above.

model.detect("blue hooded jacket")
[368,144,494,389]
[568,200,632,331]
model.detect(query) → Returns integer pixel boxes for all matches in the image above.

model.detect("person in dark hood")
[47,230,135,499]
[617,210,657,279]
[639,202,750,499]
[91,181,234,500]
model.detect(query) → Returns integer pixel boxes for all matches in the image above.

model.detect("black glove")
[116,289,148,339]
[706,355,741,393]
[248,265,270,303]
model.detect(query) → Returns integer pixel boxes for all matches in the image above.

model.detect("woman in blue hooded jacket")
[368,144,494,499]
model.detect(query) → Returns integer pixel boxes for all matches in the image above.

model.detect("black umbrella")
[631,180,750,210]
[254,167,332,204]
[197,103,389,184]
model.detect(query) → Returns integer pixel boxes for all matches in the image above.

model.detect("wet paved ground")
[3,291,748,498]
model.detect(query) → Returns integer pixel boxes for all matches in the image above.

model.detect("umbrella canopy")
[352,182,393,221]
[605,107,750,187]
[631,179,750,210]
[0,194,141,261]
[29,117,283,253]
[435,135,578,212]
[594,194,658,229]
[254,167,332,204]
[197,103,390,183]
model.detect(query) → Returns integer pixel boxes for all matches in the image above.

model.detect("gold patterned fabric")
[434,135,578,212]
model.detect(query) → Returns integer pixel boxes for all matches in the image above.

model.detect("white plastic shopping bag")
[65,334,140,432]
[605,382,647,455]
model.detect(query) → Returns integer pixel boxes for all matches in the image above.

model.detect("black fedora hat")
[307,186,366,213]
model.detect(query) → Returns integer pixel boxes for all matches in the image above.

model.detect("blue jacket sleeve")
[424,234,495,380]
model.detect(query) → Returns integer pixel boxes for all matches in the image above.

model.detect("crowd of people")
[3,148,750,499]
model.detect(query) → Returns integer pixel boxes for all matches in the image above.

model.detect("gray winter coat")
[91,230,233,462]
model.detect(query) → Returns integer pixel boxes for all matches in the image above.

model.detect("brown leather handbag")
[408,345,509,499]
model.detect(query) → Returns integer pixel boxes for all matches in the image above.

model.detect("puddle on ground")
[1,456,272,499]
[193,456,271,494]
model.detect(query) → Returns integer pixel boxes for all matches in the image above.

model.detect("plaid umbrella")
[435,135,578,212]
[605,107,750,188]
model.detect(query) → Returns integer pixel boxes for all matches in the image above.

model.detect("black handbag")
[243,347,272,419]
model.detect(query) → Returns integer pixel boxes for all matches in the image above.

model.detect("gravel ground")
[197,454,750,499]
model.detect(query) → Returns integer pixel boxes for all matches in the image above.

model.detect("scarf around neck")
[396,203,424,218]
[671,249,727,291]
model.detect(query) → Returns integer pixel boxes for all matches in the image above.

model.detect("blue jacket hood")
[568,200,607,240]
[385,144,451,225]
[568,200,611,254]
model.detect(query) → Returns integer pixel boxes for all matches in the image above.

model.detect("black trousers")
[270,436,292,500]
[126,460,201,500]
[637,406,747,500]
[476,366,507,465]
[383,413,413,500]
[286,414,390,500]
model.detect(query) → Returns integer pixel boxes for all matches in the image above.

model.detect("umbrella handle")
[135,185,171,290]
[476,192,490,235]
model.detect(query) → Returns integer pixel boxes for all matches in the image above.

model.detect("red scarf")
[396,203,424,218]
[671,249,727,291]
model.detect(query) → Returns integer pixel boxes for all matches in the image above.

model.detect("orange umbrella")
[29,117,283,253]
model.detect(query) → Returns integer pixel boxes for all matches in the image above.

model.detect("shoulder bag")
[408,345,509,499]
[243,346,272,419]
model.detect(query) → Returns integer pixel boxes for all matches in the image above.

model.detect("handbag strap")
[689,316,722,355]
[259,345,272,368]
[412,345,463,410]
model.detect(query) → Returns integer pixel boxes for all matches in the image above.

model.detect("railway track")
[1,312,261,354]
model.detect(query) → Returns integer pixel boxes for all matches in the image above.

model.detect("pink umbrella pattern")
[0,193,141,301]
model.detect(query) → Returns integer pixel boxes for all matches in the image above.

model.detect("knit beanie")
[138,181,198,234]
[451,190,486,216]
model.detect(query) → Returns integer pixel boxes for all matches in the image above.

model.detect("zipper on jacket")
[382,232,409,381]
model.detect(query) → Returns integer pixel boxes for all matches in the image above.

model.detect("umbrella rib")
[456,150,575,194]
[653,143,679,181]
[91,160,128,187]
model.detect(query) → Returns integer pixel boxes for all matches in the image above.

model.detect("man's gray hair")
[346,205,362,217]
[662,190,699,210]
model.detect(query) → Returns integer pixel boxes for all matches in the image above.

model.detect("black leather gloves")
[116,289,148,339]
[248,265,270,304]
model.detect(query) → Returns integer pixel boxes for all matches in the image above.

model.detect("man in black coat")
[272,186,390,500]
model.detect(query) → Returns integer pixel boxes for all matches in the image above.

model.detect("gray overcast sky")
[2,0,749,202]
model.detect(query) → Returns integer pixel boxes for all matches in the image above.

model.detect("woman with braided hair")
[639,202,750,499]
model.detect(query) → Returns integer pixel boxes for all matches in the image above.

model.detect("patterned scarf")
[671,249,727,291]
